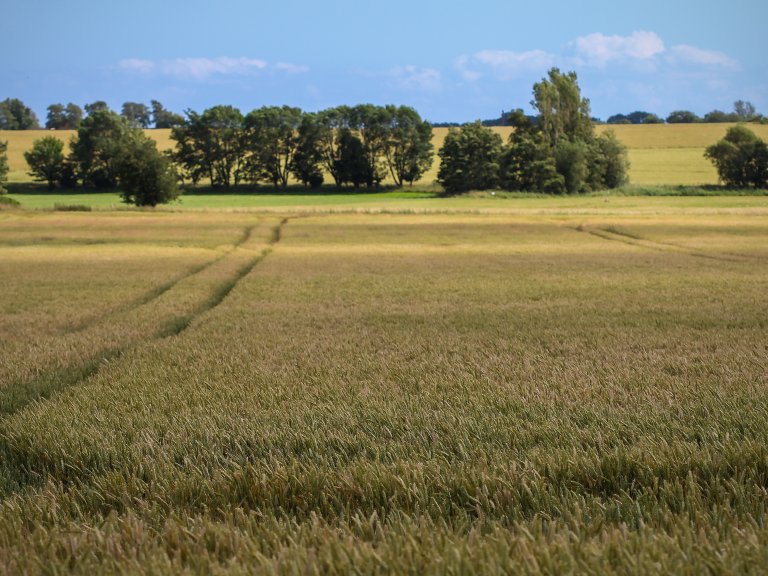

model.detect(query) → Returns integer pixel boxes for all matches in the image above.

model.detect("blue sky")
[2,0,766,123]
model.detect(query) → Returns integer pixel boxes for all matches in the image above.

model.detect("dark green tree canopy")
[437,121,503,194]
[116,132,179,206]
[121,102,151,128]
[244,106,303,187]
[24,136,66,189]
[151,100,185,129]
[291,113,325,188]
[382,105,434,187]
[705,125,768,188]
[0,98,40,130]
[171,106,245,187]
[84,101,110,116]
[666,110,700,123]
[46,103,83,130]
[69,110,132,188]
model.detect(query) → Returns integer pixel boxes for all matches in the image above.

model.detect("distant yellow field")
[3,124,768,186]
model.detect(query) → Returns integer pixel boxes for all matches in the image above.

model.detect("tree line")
[2,95,765,133]
[0,99,184,131]
[3,68,766,203]
[171,104,433,189]
[14,103,434,205]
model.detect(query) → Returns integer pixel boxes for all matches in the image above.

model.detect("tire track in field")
[0,218,289,419]
[64,225,258,334]
[0,217,293,496]
[569,224,749,263]
[158,217,289,338]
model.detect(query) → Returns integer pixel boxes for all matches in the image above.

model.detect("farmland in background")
[0,201,767,573]
[4,123,768,187]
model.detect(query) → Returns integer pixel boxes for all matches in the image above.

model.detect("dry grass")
[0,207,767,573]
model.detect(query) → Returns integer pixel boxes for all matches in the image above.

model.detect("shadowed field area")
[0,202,767,573]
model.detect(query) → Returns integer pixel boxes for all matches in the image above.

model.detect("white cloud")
[573,31,665,66]
[457,50,555,81]
[119,57,309,80]
[667,45,738,68]
[274,62,310,74]
[388,65,442,91]
[160,57,267,79]
[119,58,155,73]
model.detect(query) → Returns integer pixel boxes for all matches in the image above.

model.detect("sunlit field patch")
[0,206,766,573]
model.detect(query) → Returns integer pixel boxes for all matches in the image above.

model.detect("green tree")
[704,110,737,123]
[336,130,371,188]
[171,106,245,187]
[555,140,589,194]
[382,105,434,187]
[121,102,151,128]
[244,106,303,187]
[500,111,563,193]
[64,103,84,129]
[437,121,503,194]
[84,101,110,116]
[0,141,8,194]
[666,110,700,123]
[532,69,593,146]
[347,104,389,187]
[151,100,184,129]
[115,132,179,206]
[69,110,131,188]
[291,113,324,188]
[315,107,353,187]
[24,136,66,188]
[705,125,768,188]
[587,131,629,189]
[734,100,757,121]
[0,98,40,130]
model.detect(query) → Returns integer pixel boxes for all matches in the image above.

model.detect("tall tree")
[382,105,434,187]
[69,110,131,188]
[151,100,184,129]
[46,103,83,129]
[349,104,389,187]
[733,100,757,121]
[171,106,245,187]
[0,98,40,130]
[437,122,503,194]
[121,102,151,128]
[532,69,592,147]
[291,113,324,188]
[315,107,352,187]
[24,136,66,188]
[244,106,303,187]
[46,104,67,130]
[65,103,84,128]
[115,132,179,206]
[84,101,110,116]
[500,110,563,194]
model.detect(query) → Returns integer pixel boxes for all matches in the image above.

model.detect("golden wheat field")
[0,200,767,573]
[4,123,768,186]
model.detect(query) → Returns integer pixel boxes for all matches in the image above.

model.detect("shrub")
[116,134,179,207]
[437,122,503,194]
[24,136,66,189]
[705,125,768,188]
